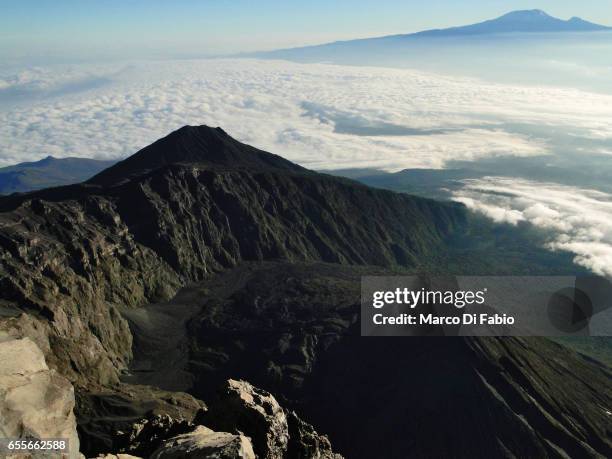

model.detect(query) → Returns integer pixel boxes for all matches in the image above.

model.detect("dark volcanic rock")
[286,410,342,459]
[86,378,341,459]
[199,379,290,459]
[88,125,306,187]
[116,413,195,457]
[167,262,610,459]
[76,383,205,456]
[0,125,464,390]
[196,378,343,459]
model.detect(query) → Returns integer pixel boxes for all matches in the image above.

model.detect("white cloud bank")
[2,58,612,276]
[453,177,612,277]
[2,58,612,169]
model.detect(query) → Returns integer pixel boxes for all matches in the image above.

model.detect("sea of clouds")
[2,58,612,170]
[2,58,612,275]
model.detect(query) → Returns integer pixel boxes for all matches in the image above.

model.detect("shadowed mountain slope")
[88,125,306,187]
[125,262,612,459]
[0,125,465,388]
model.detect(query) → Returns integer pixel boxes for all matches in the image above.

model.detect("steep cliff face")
[0,195,182,386]
[0,125,465,388]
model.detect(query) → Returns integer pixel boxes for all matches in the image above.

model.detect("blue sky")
[1,0,612,59]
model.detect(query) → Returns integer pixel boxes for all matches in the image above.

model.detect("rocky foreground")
[0,126,610,458]
[0,338,340,459]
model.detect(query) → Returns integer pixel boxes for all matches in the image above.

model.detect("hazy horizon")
[2,1,612,61]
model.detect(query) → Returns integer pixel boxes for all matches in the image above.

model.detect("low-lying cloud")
[453,177,612,277]
[3,58,611,169]
[0,64,126,105]
[2,58,612,276]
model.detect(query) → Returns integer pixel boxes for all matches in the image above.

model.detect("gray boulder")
[0,337,81,459]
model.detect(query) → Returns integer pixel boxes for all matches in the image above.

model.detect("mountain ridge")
[251,9,611,59]
[0,156,115,195]
[408,9,611,37]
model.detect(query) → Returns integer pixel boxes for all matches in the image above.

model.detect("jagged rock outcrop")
[151,425,255,459]
[115,413,195,458]
[286,411,342,459]
[128,414,190,448]
[200,379,290,459]
[0,337,81,459]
